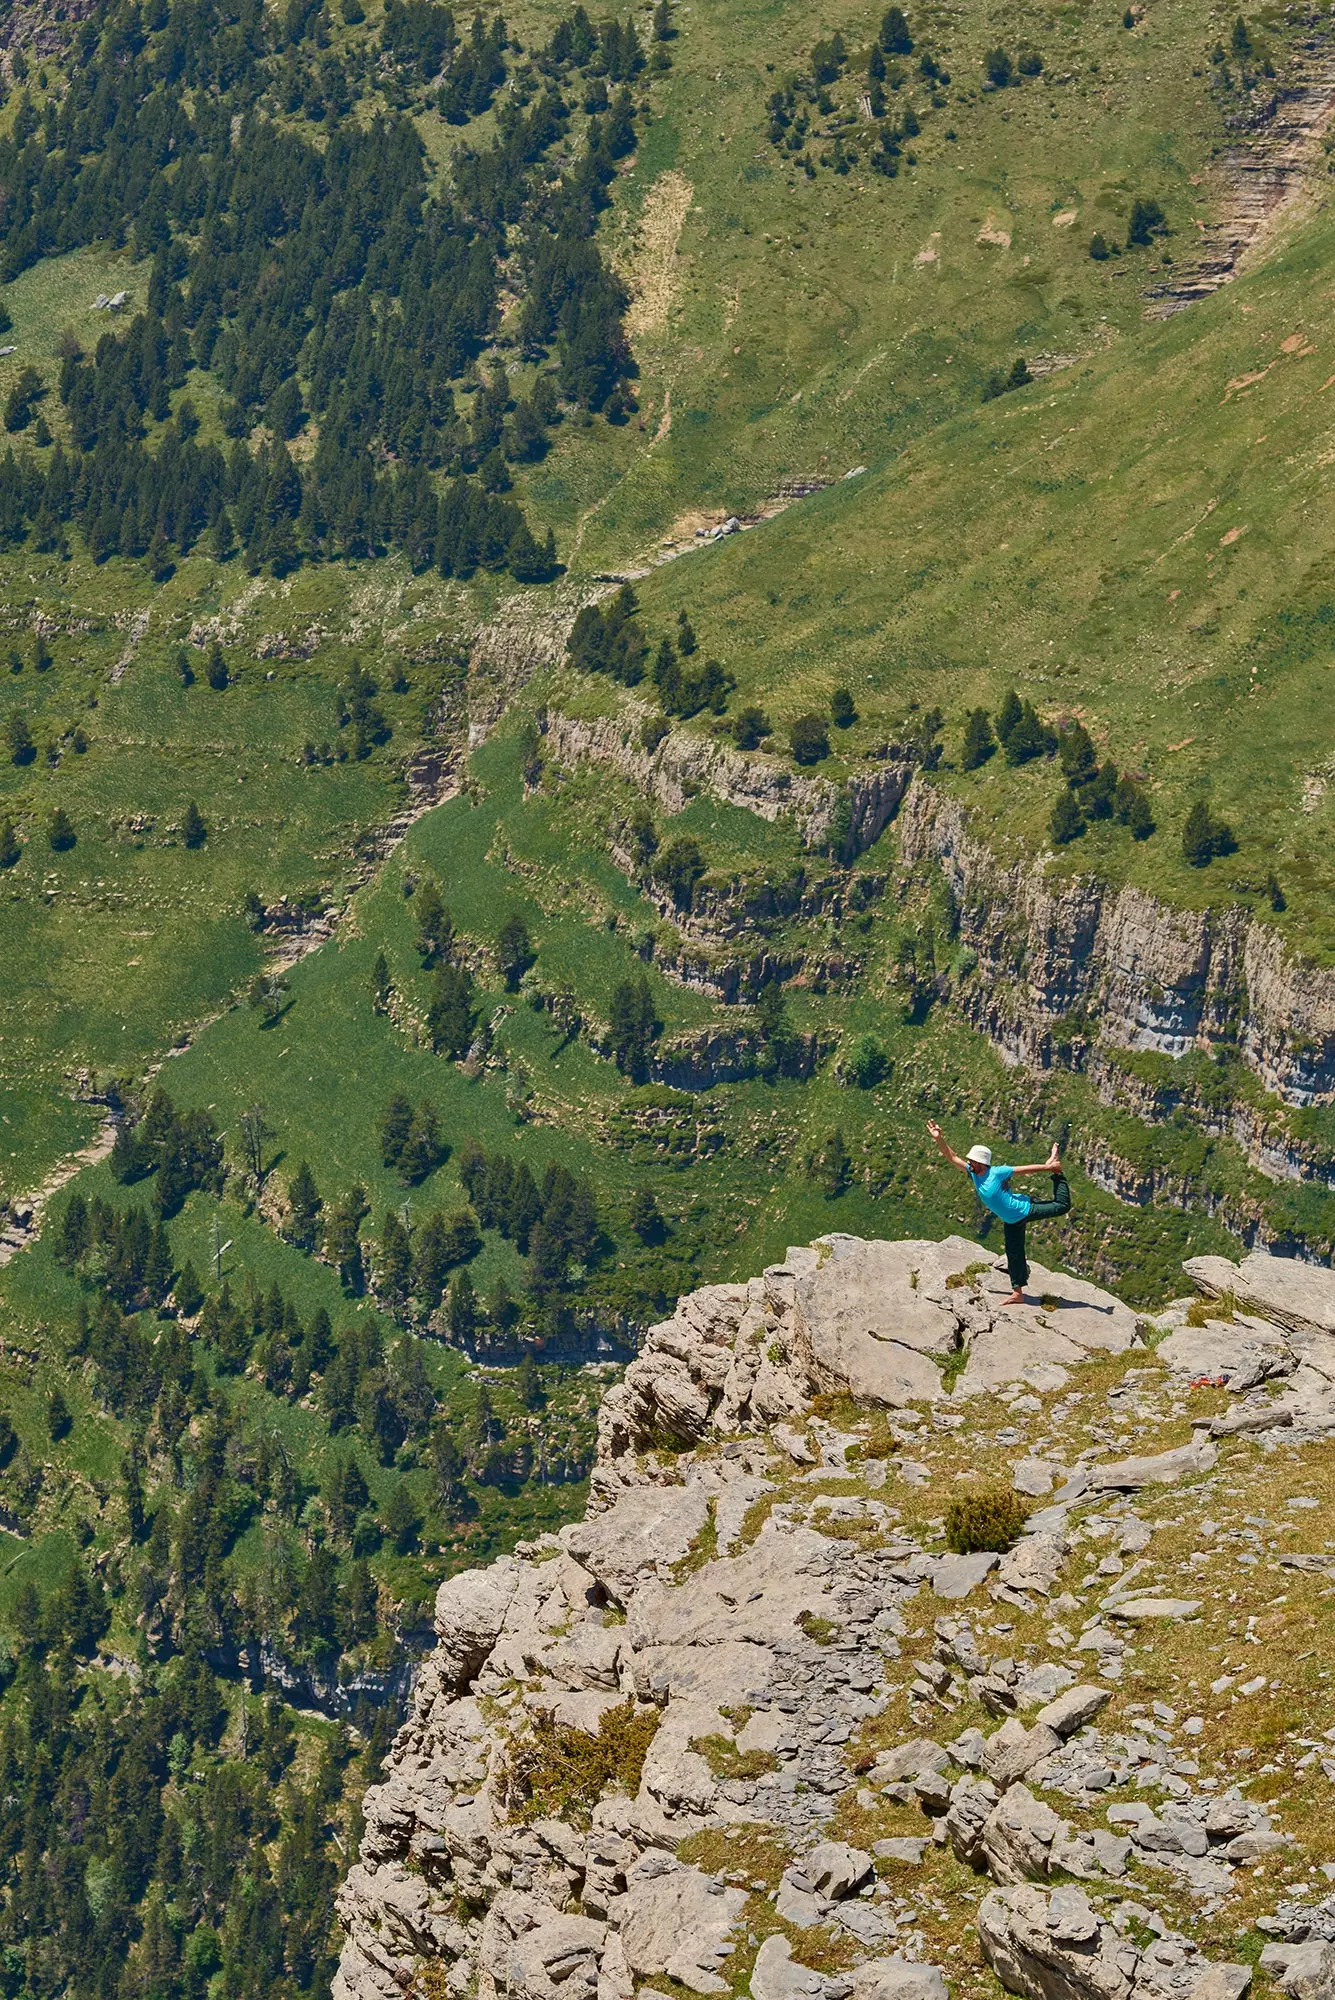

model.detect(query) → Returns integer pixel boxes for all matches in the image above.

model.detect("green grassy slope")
[619,192,1335,959]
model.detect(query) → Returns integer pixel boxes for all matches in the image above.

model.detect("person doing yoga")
[926,1120,1071,1306]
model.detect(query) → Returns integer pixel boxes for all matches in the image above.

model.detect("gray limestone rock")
[997,1535,1067,1601]
[874,1738,951,1782]
[984,1721,1064,1788]
[1088,1441,1217,1492]
[1259,1942,1335,2000]
[1185,1253,1335,1339]
[934,1552,1001,1600]
[620,1855,747,1995]
[874,1837,928,1864]
[849,1962,950,2000]
[1158,1323,1291,1394]
[1034,1687,1112,1738]
[563,1487,712,1604]
[978,1883,1134,2000]
[434,1560,525,1690]
[750,1937,828,2000]
[803,1842,874,1899]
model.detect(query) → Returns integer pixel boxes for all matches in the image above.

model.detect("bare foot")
[1003,1288,1026,1306]
[1045,1144,1061,1171]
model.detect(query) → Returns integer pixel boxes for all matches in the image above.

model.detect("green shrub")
[944,1484,1030,1553]
[509,1699,661,1825]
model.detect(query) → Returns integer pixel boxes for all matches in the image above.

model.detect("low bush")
[944,1484,1030,1553]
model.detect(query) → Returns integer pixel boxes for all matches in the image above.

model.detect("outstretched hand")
[927,1119,942,1141]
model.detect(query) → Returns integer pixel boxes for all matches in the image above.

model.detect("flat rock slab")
[952,1323,1083,1399]
[1185,1251,1335,1338]
[622,1855,747,1995]
[1007,1261,1145,1353]
[1088,1438,1217,1491]
[933,1552,1001,1600]
[1158,1322,1291,1391]
[1105,1597,1202,1622]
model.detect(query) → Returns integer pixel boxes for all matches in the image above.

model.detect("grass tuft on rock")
[509,1699,661,1826]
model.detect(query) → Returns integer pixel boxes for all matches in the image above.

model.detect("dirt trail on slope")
[1145,38,1335,317]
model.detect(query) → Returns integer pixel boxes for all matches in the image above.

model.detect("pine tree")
[447,1267,477,1342]
[1182,799,1235,867]
[516,1350,543,1408]
[495,913,533,990]
[181,801,207,848]
[47,1385,72,1441]
[1001,700,1052,766]
[961,708,995,770]
[830,688,856,728]
[287,1161,323,1251]
[372,951,392,1013]
[0,817,19,868]
[1113,777,1154,840]
[1049,788,1085,845]
[175,1260,204,1316]
[377,1212,413,1307]
[818,1128,851,1196]
[48,806,75,851]
[1058,721,1097,785]
[413,880,452,965]
[995,689,1023,747]
[630,1186,665,1243]
[879,4,913,52]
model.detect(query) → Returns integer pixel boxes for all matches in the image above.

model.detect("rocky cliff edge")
[336,1235,1335,2000]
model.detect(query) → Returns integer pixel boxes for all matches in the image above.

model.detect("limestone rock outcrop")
[334,1234,1330,2000]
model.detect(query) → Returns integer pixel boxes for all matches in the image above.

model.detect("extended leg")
[1026,1172,1072,1222]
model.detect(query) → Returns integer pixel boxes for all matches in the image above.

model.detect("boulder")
[850,1963,950,2000]
[1259,1942,1335,2000]
[792,1235,973,1405]
[750,1937,827,2000]
[1088,1440,1217,1492]
[874,1738,951,1782]
[978,1884,1133,2000]
[804,1841,874,1899]
[1185,1252,1335,1338]
[564,1487,712,1604]
[934,1552,1001,1600]
[1104,1598,1201,1623]
[434,1560,525,1690]
[1034,1687,1111,1738]
[620,1855,747,1995]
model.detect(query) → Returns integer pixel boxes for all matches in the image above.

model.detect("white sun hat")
[965,1145,992,1168]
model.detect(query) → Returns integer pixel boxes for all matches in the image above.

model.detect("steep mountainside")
[335,1232,1335,2000]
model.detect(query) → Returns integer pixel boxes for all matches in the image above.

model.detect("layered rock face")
[897,789,1335,1114]
[336,1237,1335,2000]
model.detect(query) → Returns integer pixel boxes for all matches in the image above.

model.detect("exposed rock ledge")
[335,1237,1335,2000]
[898,787,1335,1116]
[541,708,912,857]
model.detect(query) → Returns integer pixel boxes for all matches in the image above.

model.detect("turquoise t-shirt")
[974,1163,1031,1225]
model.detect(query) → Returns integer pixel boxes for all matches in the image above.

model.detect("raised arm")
[1007,1143,1063,1177]
[926,1119,970,1172]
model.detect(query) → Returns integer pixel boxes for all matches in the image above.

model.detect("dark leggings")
[1002,1173,1071,1290]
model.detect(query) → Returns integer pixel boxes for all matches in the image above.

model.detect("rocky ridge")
[335,1236,1335,2000]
